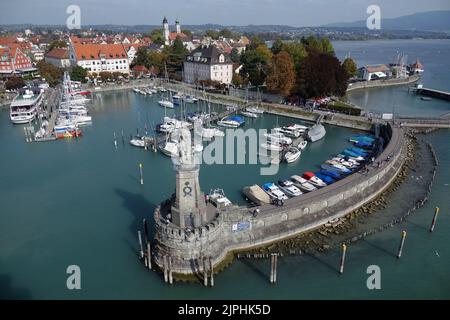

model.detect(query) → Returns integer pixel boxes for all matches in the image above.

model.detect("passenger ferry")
[10,88,44,124]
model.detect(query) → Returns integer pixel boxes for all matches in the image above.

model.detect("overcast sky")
[1,0,449,26]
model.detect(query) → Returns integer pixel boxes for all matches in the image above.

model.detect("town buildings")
[183,45,233,85]
[0,45,35,79]
[44,48,71,68]
[69,36,130,74]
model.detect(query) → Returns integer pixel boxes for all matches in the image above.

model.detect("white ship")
[10,88,43,124]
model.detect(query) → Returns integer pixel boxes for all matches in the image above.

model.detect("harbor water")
[1,39,449,299]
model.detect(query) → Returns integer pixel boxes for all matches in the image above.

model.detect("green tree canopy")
[70,65,88,83]
[219,28,233,39]
[282,41,307,71]
[239,43,272,86]
[133,46,151,68]
[342,57,358,77]
[271,38,284,55]
[204,29,220,39]
[150,29,164,46]
[230,48,240,63]
[163,37,188,78]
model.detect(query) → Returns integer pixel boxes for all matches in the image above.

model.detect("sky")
[0,0,449,27]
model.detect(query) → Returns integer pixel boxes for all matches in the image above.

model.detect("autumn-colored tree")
[5,77,25,90]
[37,61,63,86]
[99,71,112,81]
[266,51,296,96]
[296,52,349,98]
[232,73,248,87]
[342,57,358,78]
[271,38,284,55]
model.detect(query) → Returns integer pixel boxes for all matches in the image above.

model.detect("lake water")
[1,39,449,299]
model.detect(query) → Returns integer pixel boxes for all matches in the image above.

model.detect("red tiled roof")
[169,32,190,42]
[71,39,127,61]
[45,48,69,59]
[132,65,149,73]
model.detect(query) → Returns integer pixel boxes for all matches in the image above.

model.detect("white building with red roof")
[69,36,130,74]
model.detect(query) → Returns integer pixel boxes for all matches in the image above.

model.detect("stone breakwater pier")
[151,123,406,277]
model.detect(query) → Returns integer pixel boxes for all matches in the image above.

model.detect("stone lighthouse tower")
[162,16,170,45]
[170,128,207,228]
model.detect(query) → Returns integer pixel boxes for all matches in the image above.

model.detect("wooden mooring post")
[430,207,440,232]
[397,231,407,259]
[168,256,173,284]
[209,257,214,287]
[163,255,168,283]
[146,241,151,270]
[269,253,278,284]
[339,244,347,274]
[139,163,144,185]
[203,257,208,287]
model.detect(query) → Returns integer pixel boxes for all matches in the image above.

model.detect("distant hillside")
[324,10,450,32]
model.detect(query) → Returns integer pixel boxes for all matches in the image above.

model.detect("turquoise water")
[1,40,450,299]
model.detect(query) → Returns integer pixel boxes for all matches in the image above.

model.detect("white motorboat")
[290,175,317,192]
[202,127,224,139]
[246,106,264,114]
[284,147,301,163]
[331,157,358,168]
[58,115,92,126]
[298,140,308,150]
[286,123,308,131]
[158,100,174,108]
[278,179,302,197]
[264,132,292,145]
[133,88,140,93]
[130,135,146,148]
[262,183,288,201]
[260,142,283,152]
[302,172,327,188]
[159,141,179,157]
[240,111,258,118]
[217,117,241,128]
[208,188,232,209]
[273,127,301,138]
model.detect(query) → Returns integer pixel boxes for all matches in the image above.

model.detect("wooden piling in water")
[139,163,144,185]
[168,256,173,284]
[397,231,407,259]
[137,230,144,259]
[430,207,440,232]
[163,255,168,283]
[203,257,208,287]
[146,241,151,270]
[143,218,148,243]
[269,253,276,284]
[113,132,117,148]
[273,253,278,284]
[339,244,347,274]
[209,257,214,287]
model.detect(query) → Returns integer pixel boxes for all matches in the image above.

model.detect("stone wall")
[346,75,420,92]
[153,124,406,275]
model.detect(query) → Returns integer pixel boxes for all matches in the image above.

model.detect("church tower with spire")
[162,16,170,45]
[175,19,181,34]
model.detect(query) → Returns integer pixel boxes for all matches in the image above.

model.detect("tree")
[5,77,25,90]
[232,73,248,87]
[230,48,240,63]
[282,41,307,71]
[320,37,335,55]
[205,29,219,39]
[181,29,192,37]
[148,51,166,75]
[271,38,283,55]
[99,71,112,81]
[266,51,296,96]
[70,65,88,83]
[239,44,272,86]
[163,37,188,78]
[150,29,164,46]
[219,28,233,39]
[37,61,63,86]
[342,57,357,78]
[46,40,67,52]
[133,46,150,68]
[295,52,349,98]
[248,35,263,50]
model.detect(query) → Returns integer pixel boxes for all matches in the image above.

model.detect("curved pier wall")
[154,124,406,274]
